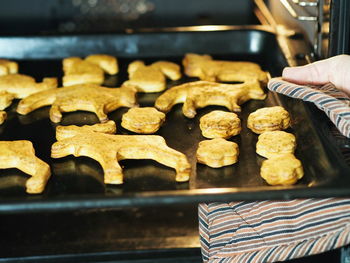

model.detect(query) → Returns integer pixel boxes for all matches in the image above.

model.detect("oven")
[0,0,349,262]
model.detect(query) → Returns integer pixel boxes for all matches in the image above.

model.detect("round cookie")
[121,107,166,134]
[196,138,239,168]
[260,154,303,185]
[256,131,296,158]
[199,110,241,139]
[247,106,290,134]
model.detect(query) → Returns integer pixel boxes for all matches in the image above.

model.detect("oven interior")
[0,0,350,262]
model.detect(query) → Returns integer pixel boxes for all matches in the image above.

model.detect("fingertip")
[282,67,293,79]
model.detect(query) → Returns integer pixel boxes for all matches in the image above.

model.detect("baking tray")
[0,28,349,213]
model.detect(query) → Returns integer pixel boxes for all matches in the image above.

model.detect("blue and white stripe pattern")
[268,78,350,138]
[199,199,350,262]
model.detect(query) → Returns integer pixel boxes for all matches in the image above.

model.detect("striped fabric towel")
[268,77,350,138]
[199,199,350,263]
[198,79,350,262]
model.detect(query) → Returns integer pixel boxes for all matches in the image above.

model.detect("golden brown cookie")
[155,80,266,118]
[63,57,104,86]
[0,91,15,110]
[123,60,181,92]
[17,84,137,123]
[56,120,117,141]
[0,140,51,193]
[256,131,296,158]
[199,110,241,139]
[196,138,239,168]
[182,53,268,84]
[51,125,191,184]
[260,154,303,185]
[0,74,57,124]
[121,107,166,134]
[0,74,57,99]
[63,54,118,86]
[247,106,291,134]
[0,59,18,76]
[85,54,118,75]
[0,111,6,124]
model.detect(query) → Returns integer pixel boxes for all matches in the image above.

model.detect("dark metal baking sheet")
[0,28,349,213]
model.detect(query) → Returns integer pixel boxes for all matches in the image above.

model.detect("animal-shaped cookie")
[199,110,241,139]
[196,138,239,168]
[63,54,118,86]
[155,80,266,118]
[0,74,57,100]
[123,60,181,92]
[0,91,15,111]
[0,59,18,76]
[0,111,6,124]
[17,84,137,123]
[85,54,118,75]
[183,53,268,84]
[121,107,166,134]
[56,120,117,140]
[256,131,296,158]
[51,123,191,184]
[260,153,303,185]
[247,106,291,134]
[0,140,51,194]
[0,74,58,124]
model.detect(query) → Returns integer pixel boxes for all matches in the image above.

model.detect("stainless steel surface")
[276,0,330,58]
[292,0,318,7]
[280,0,318,21]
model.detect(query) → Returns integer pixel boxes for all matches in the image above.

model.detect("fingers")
[282,58,334,85]
[282,55,350,95]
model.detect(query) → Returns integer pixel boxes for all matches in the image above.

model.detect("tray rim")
[0,28,349,213]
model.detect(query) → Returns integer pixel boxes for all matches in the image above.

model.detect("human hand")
[282,54,350,95]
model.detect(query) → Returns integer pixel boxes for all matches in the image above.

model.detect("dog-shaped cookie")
[17,83,137,123]
[183,53,268,84]
[155,80,266,118]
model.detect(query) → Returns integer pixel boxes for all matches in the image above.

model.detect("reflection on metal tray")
[0,29,349,214]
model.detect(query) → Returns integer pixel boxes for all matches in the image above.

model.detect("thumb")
[282,58,334,86]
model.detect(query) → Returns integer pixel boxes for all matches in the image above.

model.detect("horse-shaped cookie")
[52,122,191,184]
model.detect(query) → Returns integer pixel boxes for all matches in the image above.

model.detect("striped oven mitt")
[268,77,350,138]
[199,78,350,263]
